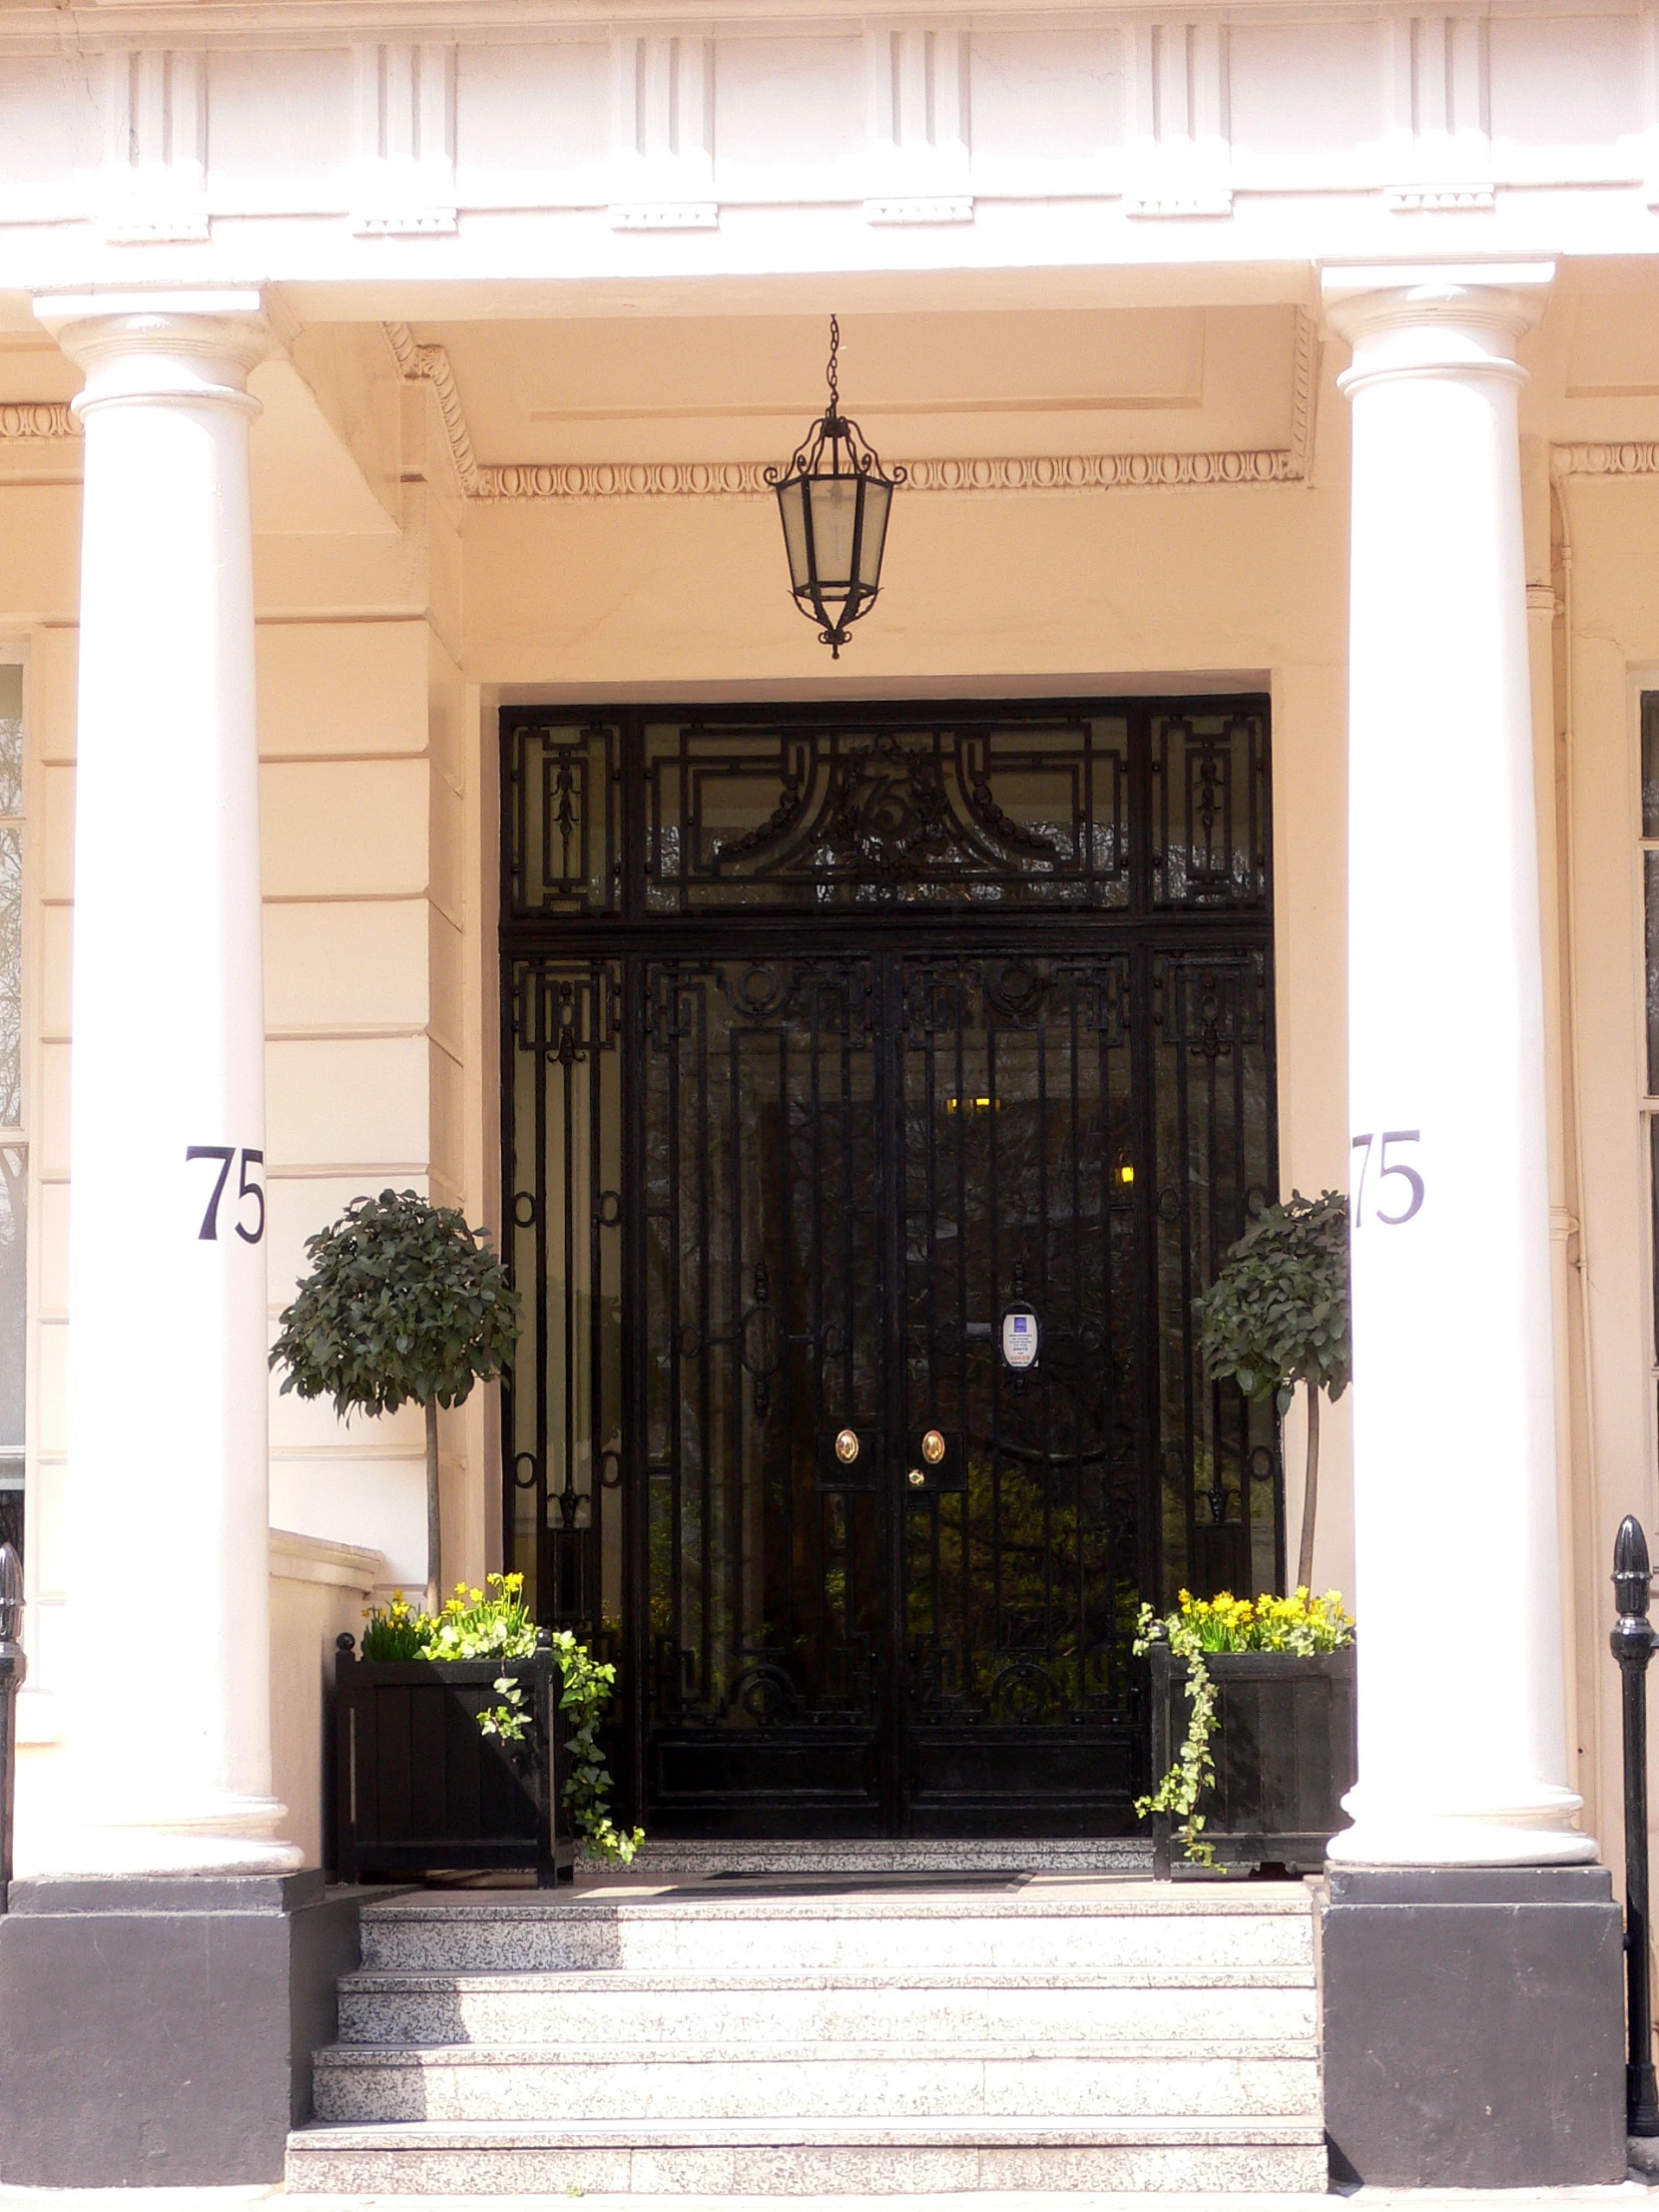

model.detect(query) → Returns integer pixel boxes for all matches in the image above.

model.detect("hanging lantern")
[768,316,903,658]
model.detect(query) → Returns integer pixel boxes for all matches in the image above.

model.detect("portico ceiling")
[410,303,1302,470]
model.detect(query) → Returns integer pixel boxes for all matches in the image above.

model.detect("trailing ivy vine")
[1133,1588,1354,1868]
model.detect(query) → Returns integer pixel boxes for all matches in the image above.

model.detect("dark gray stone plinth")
[1319,1865,1626,2187]
[0,1868,367,2184]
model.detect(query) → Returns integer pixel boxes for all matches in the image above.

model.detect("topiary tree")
[271,1189,521,1612]
[1195,1189,1351,1597]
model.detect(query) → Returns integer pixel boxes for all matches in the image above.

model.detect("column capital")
[1322,262,1555,394]
[32,288,269,416]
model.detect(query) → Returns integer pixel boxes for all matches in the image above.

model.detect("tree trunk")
[1296,1382,1321,1594]
[424,1397,441,1616]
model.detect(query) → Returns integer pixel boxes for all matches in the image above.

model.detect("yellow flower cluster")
[440,1570,525,1620]
[1174,1585,1354,1654]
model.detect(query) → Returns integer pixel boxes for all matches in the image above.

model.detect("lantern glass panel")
[856,479,891,592]
[777,479,812,595]
[805,475,860,590]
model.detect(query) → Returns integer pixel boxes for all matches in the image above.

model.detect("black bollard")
[0,1541,24,1912]
[1612,1514,1659,2136]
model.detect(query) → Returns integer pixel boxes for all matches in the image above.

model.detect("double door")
[642,944,1144,1834]
[501,698,1279,1837]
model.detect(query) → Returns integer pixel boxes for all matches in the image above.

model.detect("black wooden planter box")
[333,1639,575,1886]
[1148,1642,1357,1878]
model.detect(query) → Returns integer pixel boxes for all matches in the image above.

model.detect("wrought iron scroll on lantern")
[768,317,903,657]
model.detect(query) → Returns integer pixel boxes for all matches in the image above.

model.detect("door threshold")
[595,1839,1154,1877]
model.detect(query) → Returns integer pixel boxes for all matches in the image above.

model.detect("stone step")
[359,1893,1316,1976]
[285,2114,1329,2194]
[337,1969,1317,2048]
[310,2040,1323,2124]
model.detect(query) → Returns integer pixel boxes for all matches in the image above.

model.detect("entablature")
[0,5,1650,276]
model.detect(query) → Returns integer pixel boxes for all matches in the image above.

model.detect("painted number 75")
[186,1145,266,1244]
[1351,1131,1424,1227]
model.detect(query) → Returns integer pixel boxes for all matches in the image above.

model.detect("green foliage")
[1196,1189,1351,1407]
[358,1593,428,1660]
[545,1630,644,1867]
[271,1188,521,1419]
[1133,1587,1355,1867]
[358,1574,644,1865]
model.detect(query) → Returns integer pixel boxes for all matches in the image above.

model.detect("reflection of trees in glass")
[906,1451,1136,1720]
[0,679,24,817]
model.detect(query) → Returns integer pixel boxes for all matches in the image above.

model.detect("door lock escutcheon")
[817,1427,877,1490]
[904,1427,966,1494]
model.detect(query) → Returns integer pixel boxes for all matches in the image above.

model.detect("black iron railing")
[1612,1513,1659,2136]
[0,1540,24,1911]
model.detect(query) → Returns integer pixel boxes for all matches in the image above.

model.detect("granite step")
[336,1966,1317,2047]
[358,1892,1317,1975]
[284,2113,1329,2195]
[293,1881,1326,2194]
[311,2038,1322,2124]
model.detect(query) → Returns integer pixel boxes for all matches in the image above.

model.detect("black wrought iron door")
[640,954,886,1828]
[501,700,1279,1839]
[894,952,1140,1833]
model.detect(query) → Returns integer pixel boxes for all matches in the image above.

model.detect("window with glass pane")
[0,665,24,1556]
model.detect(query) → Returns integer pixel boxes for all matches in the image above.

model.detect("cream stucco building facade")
[0,0,1652,1897]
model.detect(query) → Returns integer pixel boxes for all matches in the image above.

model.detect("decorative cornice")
[0,403,77,440]
[383,319,477,493]
[1551,443,1659,481]
[384,309,1324,503]
[17,347,1659,507]
[1288,303,1318,483]
[470,448,1301,502]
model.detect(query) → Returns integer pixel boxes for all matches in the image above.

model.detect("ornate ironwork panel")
[1151,949,1280,1601]
[1151,709,1269,910]
[504,717,622,917]
[502,959,625,1640]
[500,696,1278,1838]
[641,710,1131,912]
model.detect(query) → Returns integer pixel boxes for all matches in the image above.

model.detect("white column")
[35,291,299,1875]
[1324,264,1590,1869]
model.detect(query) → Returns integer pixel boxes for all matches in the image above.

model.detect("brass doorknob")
[921,1429,946,1464]
[834,1428,860,1464]
[908,1467,925,1487]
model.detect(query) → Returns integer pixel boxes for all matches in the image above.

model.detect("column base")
[1320,1866,1625,2186]
[1328,1783,1593,1868]
[39,1792,306,1877]
[0,1871,369,2183]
